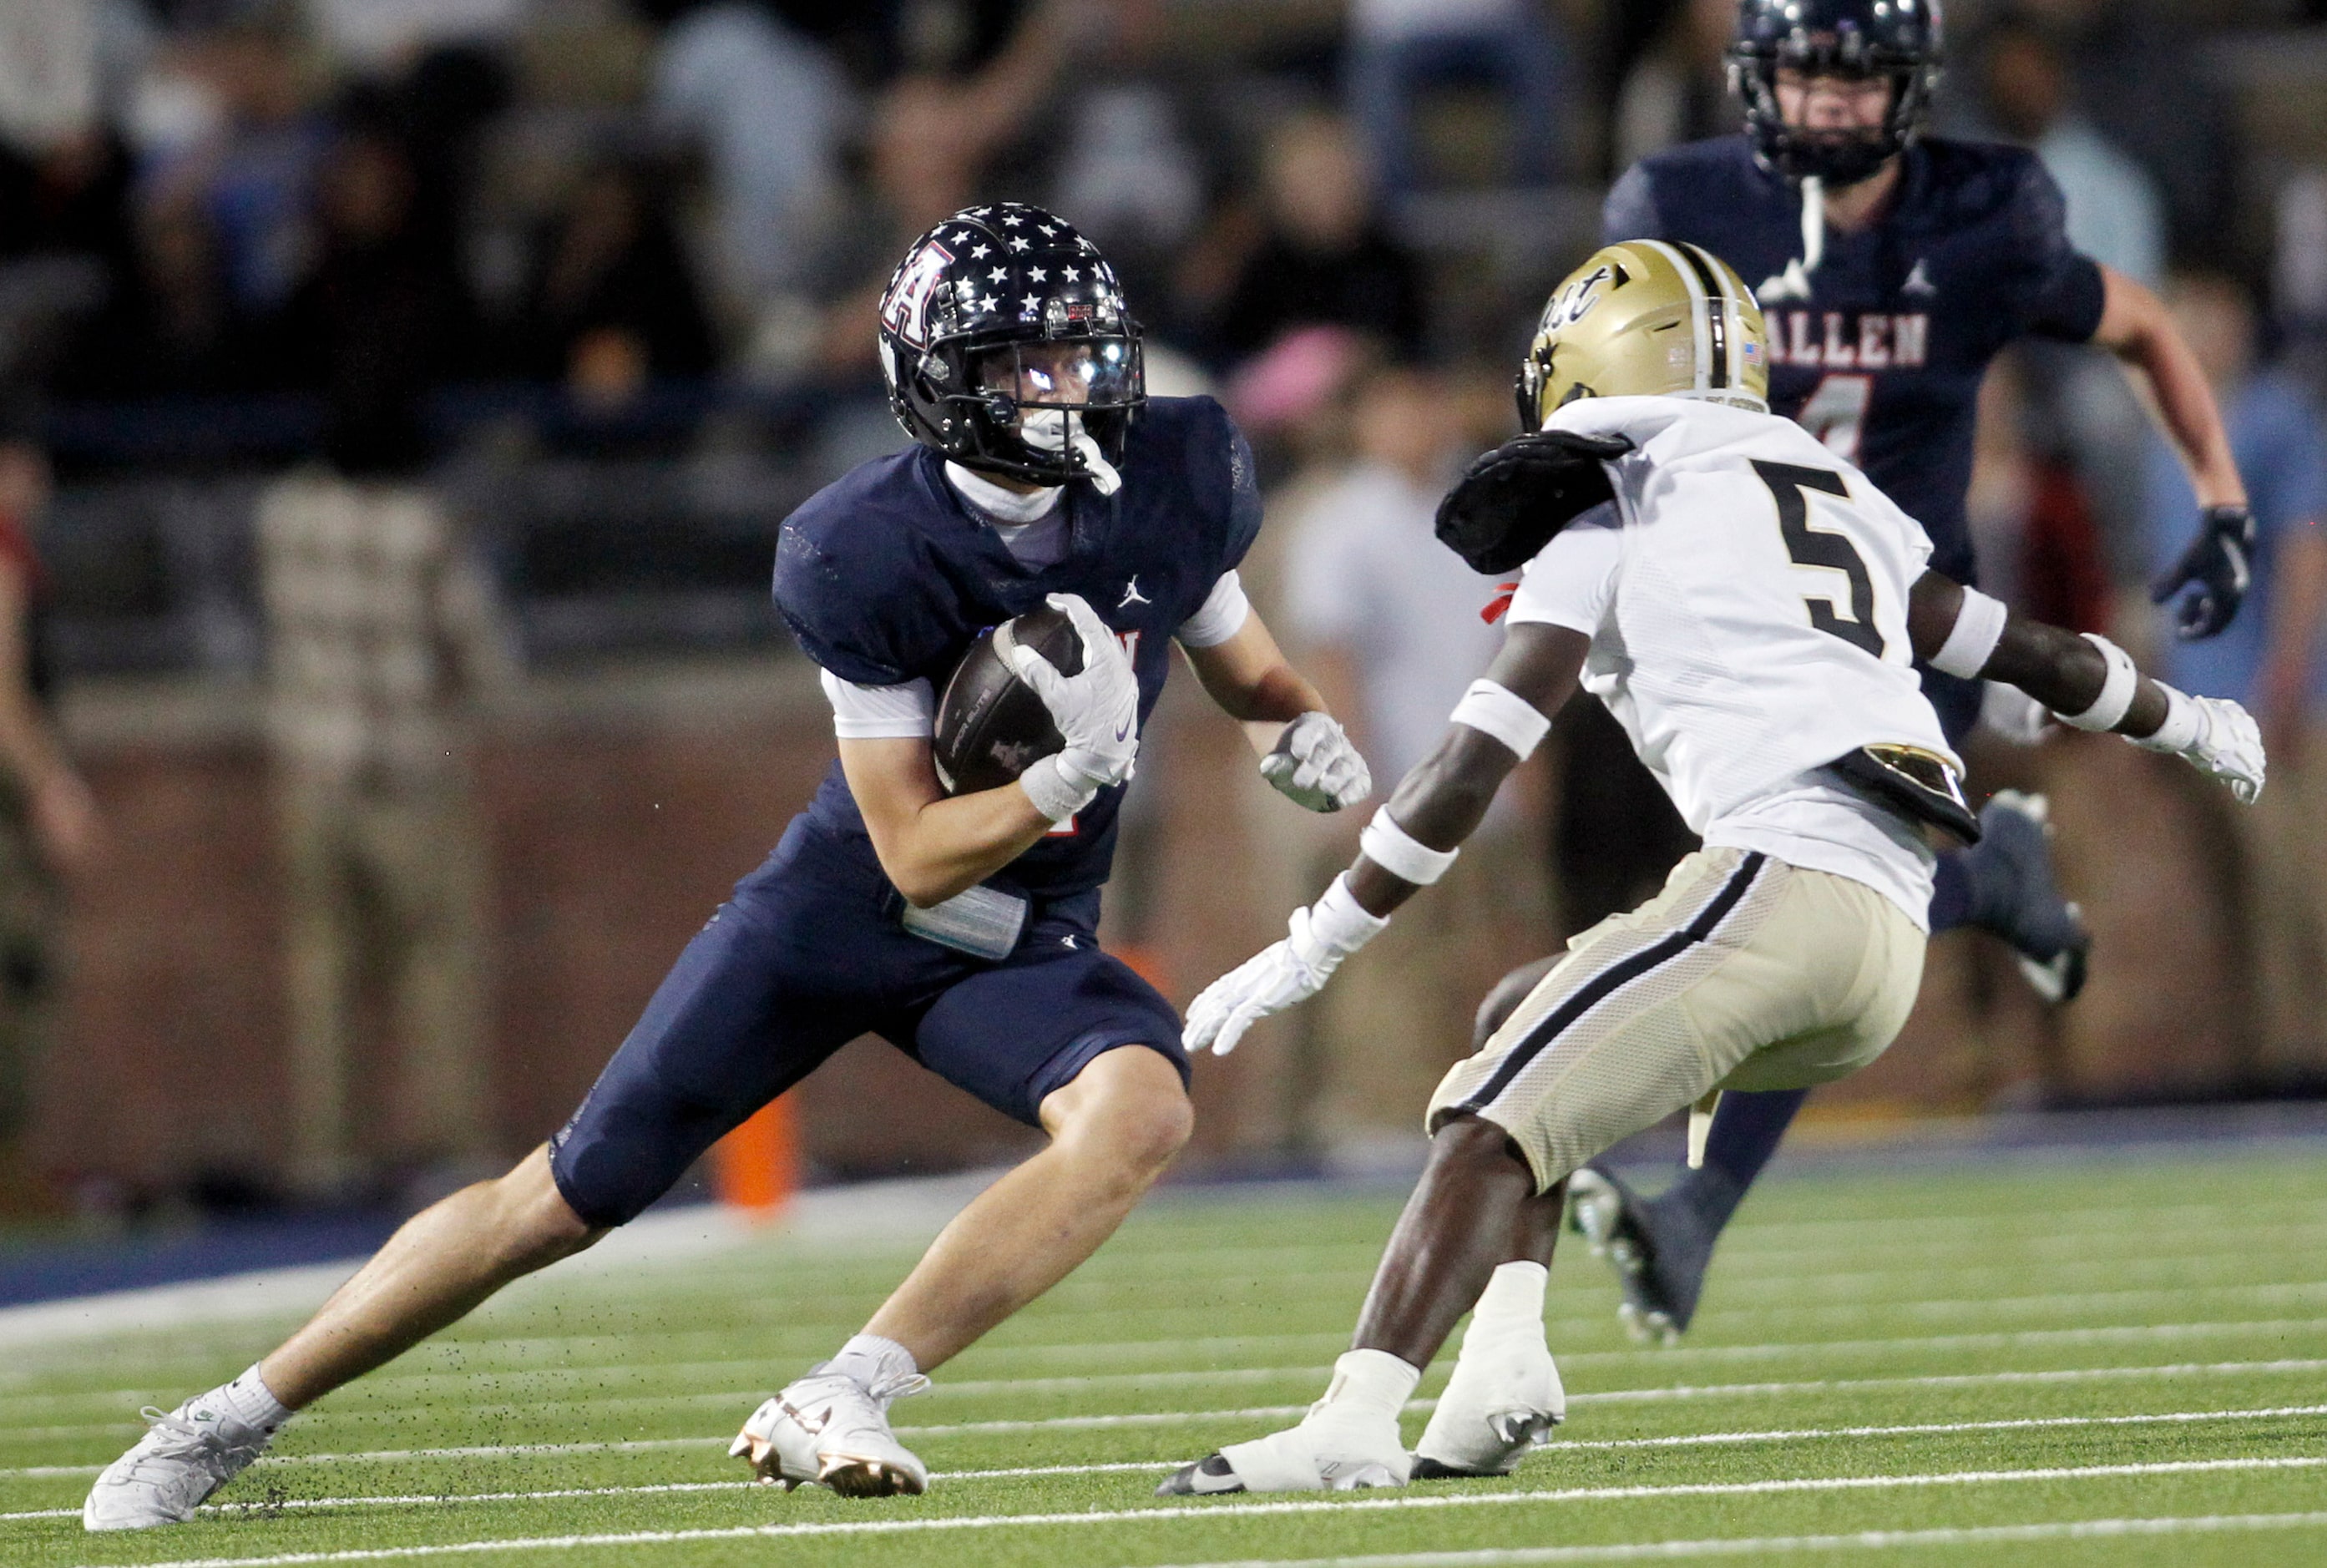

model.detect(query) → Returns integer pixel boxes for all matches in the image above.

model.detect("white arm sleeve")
[1173,569,1252,649]
[1501,510,1621,635]
[822,670,938,739]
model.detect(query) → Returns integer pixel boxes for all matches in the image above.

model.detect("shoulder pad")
[771,452,959,685]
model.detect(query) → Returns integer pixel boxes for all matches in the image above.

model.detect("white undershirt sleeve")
[1173,569,1252,649]
[821,670,938,739]
[1501,511,1621,635]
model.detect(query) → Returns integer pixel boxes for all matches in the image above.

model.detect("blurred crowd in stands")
[0,2,2317,484]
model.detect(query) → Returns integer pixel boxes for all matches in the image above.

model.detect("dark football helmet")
[878,203,1145,492]
[1730,0,1943,187]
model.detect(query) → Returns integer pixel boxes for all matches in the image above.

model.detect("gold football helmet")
[1515,240,1770,430]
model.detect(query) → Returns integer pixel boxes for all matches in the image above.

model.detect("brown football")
[932,605,1085,795]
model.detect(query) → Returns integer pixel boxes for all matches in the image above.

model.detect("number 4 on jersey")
[1798,372,1871,463]
[1753,459,1888,660]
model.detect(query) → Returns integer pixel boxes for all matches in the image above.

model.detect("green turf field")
[7,1148,2327,1566]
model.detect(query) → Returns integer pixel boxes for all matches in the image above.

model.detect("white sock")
[198,1363,292,1434]
[1472,1261,1550,1326]
[1316,1348,1422,1421]
[825,1334,918,1394]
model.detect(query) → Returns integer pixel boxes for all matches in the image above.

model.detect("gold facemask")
[1515,240,1771,431]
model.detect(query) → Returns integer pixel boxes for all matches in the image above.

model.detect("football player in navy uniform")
[80,204,1372,1530]
[1513,0,2259,1346]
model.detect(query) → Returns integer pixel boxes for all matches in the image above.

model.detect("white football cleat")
[83,1404,272,1530]
[730,1369,931,1498]
[1411,1318,1566,1478]
[1158,1399,1409,1495]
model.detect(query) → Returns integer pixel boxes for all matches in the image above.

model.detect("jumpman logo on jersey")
[1902,259,1936,297]
[1118,577,1151,609]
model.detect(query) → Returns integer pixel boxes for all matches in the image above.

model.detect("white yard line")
[8,1388,2322,1495]
[18,1288,2327,1434]
[22,1257,2327,1417]
[13,1348,2327,1465]
[52,1455,2327,1568]
[1147,1510,2327,1566]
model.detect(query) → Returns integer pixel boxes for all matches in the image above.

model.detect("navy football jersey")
[1604,135,2106,584]
[774,395,1263,899]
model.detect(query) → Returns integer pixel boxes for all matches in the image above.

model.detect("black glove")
[2149,504,2254,641]
[1434,430,1634,575]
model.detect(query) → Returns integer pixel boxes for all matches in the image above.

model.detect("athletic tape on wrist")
[2132,682,2203,753]
[1359,807,1459,885]
[1018,756,1099,822]
[1449,679,1552,759]
[1306,873,1390,955]
[2056,633,2138,732]
[1930,586,2008,680]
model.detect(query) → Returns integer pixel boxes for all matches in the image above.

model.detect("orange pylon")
[712,1094,798,1218]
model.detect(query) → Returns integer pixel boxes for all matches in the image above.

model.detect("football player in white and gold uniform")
[1157,240,2264,1495]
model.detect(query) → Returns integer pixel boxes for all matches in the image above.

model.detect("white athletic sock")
[1472,1261,1549,1326]
[1316,1348,1422,1421]
[825,1334,918,1394]
[198,1363,293,1434]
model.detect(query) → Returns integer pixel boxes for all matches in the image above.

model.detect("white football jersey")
[1505,395,1955,925]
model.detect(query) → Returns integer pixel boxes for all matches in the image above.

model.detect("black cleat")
[1566,1166,1714,1344]
[1157,1454,1245,1496]
[1960,792,2090,1004]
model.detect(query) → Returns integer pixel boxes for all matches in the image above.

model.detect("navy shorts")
[548,817,1187,1228]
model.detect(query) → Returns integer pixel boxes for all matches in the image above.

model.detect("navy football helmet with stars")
[1731,0,1943,187]
[878,203,1145,492]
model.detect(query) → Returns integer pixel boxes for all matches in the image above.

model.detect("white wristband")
[1930,586,2007,679]
[1359,807,1459,885]
[2055,633,2138,732]
[1449,679,1552,759]
[1018,755,1099,822]
[2132,681,2203,753]
[1302,873,1391,958]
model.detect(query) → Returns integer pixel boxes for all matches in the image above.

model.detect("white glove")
[2134,685,2265,805]
[1260,711,1373,812]
[1182,875,1389,1056]
[1011,592,1140,815]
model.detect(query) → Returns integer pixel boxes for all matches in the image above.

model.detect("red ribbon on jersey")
[1481,583,1519,624]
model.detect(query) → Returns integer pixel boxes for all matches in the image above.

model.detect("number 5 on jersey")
[1753,459,1888,660]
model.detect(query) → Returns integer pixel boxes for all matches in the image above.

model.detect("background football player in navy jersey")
[1507,0,2256,1347]
[80,204,1374,1529]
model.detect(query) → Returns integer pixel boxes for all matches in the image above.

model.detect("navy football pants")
[548,817,1187,1228]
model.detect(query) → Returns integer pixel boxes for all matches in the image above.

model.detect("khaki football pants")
[1427,847,1925,1191]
